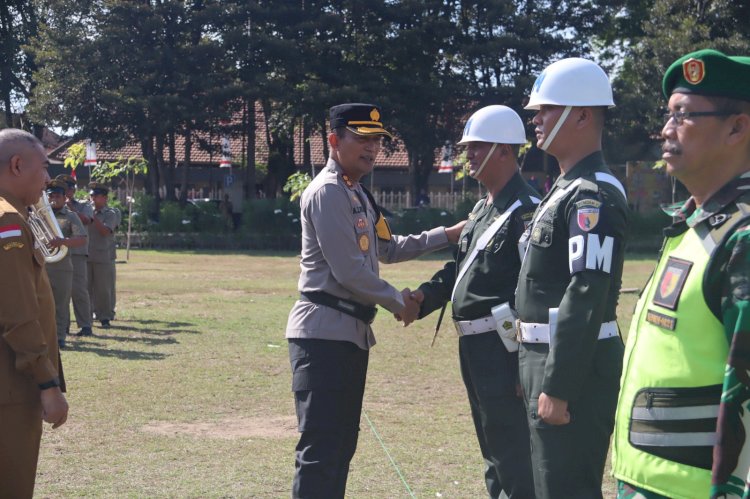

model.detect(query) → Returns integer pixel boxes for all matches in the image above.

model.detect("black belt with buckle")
[300,291,378,324]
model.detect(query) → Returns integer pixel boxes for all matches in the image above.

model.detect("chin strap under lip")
[540,105,572,151]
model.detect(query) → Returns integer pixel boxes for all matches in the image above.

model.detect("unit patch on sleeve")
[358,233,370,252]
[652,257,692,310]
[576,199,602,232]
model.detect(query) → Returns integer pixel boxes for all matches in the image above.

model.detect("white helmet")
[458,105,527,145]
[525,58,615,110]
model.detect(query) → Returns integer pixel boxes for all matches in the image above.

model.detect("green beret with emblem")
[663,49,750,102]
[55,174,77,188]
[88,182,109,196]
[46,179,67,195]
[329,103,394,139]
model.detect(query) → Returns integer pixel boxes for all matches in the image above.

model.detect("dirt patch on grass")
[142,416,297,440]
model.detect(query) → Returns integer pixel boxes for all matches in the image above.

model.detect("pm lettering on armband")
[568,234,614,274]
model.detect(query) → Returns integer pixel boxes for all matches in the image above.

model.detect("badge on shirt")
[342,174,354,189]
[358,233,370,252]
[3,241,23,250]
[652,257,693,310]
[576,200,601,232]
[645,309,677,331]
[356,218,367,230]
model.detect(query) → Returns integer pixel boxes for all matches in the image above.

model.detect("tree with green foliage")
[603,0,750,163]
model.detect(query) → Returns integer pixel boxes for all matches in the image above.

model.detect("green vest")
[612,212,745,498]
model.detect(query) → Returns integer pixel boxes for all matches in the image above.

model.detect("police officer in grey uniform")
[285,103,465,499]
[402,105,537,498]
[45,179,87,348]
[57,174,94,336]
[87,182,117,329]
[515,59,628,498]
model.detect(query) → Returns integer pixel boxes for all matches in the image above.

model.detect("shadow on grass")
[64,340,168,360]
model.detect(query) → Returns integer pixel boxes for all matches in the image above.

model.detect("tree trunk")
[164,132,176,202]
[320,117,329,163]
[244,98,256,199]
[179,126,191,206]
[303,118,311,173]
[155,134,167,203]
[141,135,160,220]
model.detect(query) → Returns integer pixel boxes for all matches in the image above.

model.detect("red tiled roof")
[48,102,444,171]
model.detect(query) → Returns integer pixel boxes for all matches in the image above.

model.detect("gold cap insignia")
[683,58,705,85]
[370,108,380,121]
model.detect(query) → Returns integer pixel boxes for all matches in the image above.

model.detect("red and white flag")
[0,224,22,239]
[84,141,97,168]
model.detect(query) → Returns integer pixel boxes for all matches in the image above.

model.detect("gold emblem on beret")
[370,108,380,121]
[683,58,705,85]
[358,233,370,252]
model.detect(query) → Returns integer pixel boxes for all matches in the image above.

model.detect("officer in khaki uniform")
[57,174,94,336]
[402,106,538,498]
[0,128,68,498]
[87,182,117,329]
[515,59,629,498]
[45,179,87,348]
[285,103,464,498]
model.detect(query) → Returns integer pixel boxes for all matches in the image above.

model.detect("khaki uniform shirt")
[68,199,93,255]
[0,191,60,405]
[286,158,450,350]
[47,206,87,273]
[88,206,117,264]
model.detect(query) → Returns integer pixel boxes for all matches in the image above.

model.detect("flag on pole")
[439,142,453,173]
[219,136,232,168]
[84,140,97,168]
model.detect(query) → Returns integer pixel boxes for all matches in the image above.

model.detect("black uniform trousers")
[288,338,369,499]
[459,331,535,499]
[519,337,623,499]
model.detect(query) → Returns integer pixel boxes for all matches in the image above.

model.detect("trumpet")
[28,192,68,263]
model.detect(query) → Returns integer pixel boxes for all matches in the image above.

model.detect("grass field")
[35,249,656,498]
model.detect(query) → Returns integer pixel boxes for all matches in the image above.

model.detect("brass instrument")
[28,192,68,263]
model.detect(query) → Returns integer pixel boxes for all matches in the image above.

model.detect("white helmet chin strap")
[540,105,572,151]
[470,143,497,178]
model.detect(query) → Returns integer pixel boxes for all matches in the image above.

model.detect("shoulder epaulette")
[0,198,19,217]
[578,178,600,195]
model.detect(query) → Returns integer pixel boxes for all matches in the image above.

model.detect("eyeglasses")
[663,110,736,126]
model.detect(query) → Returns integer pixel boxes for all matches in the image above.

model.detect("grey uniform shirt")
[69,199,93,255]
[88,206,117,264]
[286,158,450,350]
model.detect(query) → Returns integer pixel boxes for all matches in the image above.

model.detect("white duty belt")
[454,314,496,336]
[518,320,619,343]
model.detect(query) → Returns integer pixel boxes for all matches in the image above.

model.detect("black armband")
[38,378,61,390]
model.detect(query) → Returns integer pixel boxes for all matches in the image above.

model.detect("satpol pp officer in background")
[87,182,118,329]
[0,128,68,498]
[515,58,629,498]
[57,173,95,337]
[45,179,87,348]
[612,49,750,499]
[399,105,538,498]
[285,103,464,499]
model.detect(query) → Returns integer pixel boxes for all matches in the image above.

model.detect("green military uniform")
[418,172,538,498]
[87,184,117,328]
[516,152,628,497]
[47,203,86,347]
[613,49,750,499]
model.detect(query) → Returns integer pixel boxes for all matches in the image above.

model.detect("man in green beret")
[56,174,95,337]
[612,49,750,499]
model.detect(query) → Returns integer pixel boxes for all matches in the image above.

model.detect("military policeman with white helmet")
[515,58,629,498]
[401,105,539,498]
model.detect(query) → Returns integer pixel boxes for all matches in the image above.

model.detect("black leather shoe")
[77,327,93,336]
[100,320,111,329]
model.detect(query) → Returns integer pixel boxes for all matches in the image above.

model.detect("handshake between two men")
[394,288,425,326]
